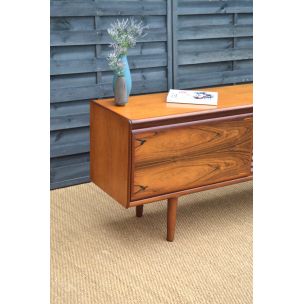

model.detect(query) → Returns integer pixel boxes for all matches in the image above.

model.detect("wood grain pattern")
[167,198,178,242]
[178,1,253,15]
[93,84,252,122]
[51,1,167,17]
[174,1,252,99]
[129,176,252,207]
[178,49,253,65]
[51,54,167,75]
[50,0,170,189]
[178,69,252,91]
[51,28,167,46]
[90,83,253,241]
[51,0,252,189]
[90,102,130,207]
[178,25,252,40]
[131,116,252,200]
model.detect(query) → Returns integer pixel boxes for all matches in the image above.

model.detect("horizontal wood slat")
[51,80,168,103]
[51,153,90,168]
[50,152,90,189]
[50,176,90,190]
[178,25,252,40]
[51,126,89,158]
[178,69,252,89]
[51,160,90,184]
[51,140,89,158]
[50,0,253,189]
[51,113,89,131]
[179,48,252,65]
[51,1,167,17]
[173,0,253,91]
[51,28,167,46]
[51,54,167,75]
[178,1,253,15]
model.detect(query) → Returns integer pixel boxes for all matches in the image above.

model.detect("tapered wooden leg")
[136,205,143,217]
[167,197,178,242]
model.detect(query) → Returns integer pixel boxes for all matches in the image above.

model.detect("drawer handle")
[136,138,147,146]
[134,185,148,194]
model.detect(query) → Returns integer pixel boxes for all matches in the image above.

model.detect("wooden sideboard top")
[93,83,252,122]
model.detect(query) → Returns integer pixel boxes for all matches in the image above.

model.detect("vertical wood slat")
[167,0,173,89]
[51,1,171,189]
[94,0,102,84]
[172,0,178,88]
[94,16,102,84]
[232,13,238,75]
[51,0,253,189]
[174,0,252,89]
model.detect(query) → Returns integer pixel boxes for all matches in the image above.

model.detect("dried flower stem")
[106,18,148,76]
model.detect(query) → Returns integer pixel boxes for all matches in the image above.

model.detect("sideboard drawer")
[131,115,253,200]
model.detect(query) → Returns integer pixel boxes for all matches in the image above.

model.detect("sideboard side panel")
[90,103,130,207]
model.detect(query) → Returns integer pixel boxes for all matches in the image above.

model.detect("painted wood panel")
[51,54,167,75]
[50,0,253,189]
[173,0,253,88]
[50,1,171,189]
[178,1,252,15]
[51,1,167,17]
[50,153,90,190]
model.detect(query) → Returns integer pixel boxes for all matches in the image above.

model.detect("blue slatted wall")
[50,0,253,189]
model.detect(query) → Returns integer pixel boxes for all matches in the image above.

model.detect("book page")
[166,89,218,106]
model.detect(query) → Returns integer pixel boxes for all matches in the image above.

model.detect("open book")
[166,89,218,106]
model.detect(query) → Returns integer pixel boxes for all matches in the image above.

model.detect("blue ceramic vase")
[113,55,132,106]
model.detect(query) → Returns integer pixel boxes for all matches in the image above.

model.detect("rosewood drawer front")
[131,116,253,200]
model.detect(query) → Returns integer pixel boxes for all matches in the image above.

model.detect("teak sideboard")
[90,84,253,241]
